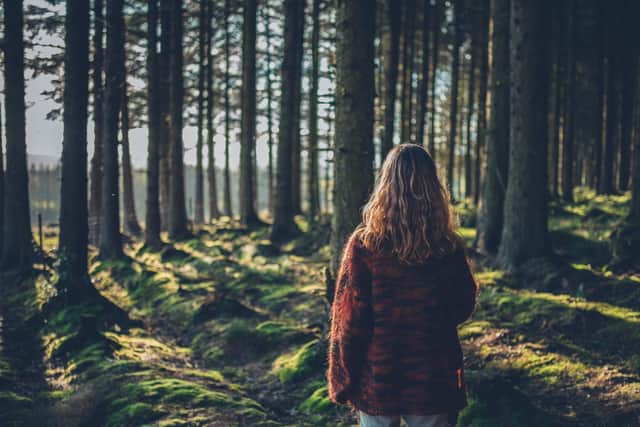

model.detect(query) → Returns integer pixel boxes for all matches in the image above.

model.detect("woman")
[327,144,478,427]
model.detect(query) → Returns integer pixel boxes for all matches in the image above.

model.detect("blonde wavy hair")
[355,144,460,264]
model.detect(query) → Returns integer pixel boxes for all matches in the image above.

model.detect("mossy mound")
[609,218,640,271]
[271,339,324,383]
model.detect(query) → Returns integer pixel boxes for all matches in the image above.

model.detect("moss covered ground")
[1,190,639,426]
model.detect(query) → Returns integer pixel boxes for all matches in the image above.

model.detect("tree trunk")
[416,0,430,147]
[618,23,637,192]
[194,0,206,226]
[465,10,476,200]
[290,3,305,216]
[561,0,576,203]
[223,0,233,218]
[265,5,275,215]
[447,0,461,195]
[120,85,142,236]
[551,26,564,199]
[475,0,509,255]
[400,1,415,144]
[89,0,104,246]
[381,0,401,159]
[497,0,550,269]
[600,4,618,195]
[168,0,189,239]
[159,0,171,229]
[429,0,440,158]
[330,0,375,272]
[99,0,124,259]
[270,0,305,242]
[0,101,3,256]
[592,2,604,192]
[145,0,162,247]
[59,0,89,287]
[206,0,219,222]
[307,0,321,220]
[239,0,260,226]
[0,0,32,272]
[632,118,640,218]
[474,0,489,204]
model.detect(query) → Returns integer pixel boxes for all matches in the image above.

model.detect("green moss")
[458,321,492,340]
[271,339,321,383]
[298,385,331,414]
[107,402,157,427]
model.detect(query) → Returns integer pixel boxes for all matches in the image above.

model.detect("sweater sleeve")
[446,247,479,325]
[327,236,372,406]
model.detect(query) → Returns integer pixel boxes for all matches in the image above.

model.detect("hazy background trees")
[2,0,640,274]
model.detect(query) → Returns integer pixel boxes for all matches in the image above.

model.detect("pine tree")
[194,0,207,226]
[145,0,162,247]
[307,0,321,220]
[59,0,90,287]
[476,0,509,255]
[416,0,430,147]
[89,0,104,245]
[381,0,401,159]
[498,0,550,269]
[239,0,261,226]
[447,0,461,196]
[206,0,219,221]
[168,0,190,239]
[99,0,125,259]
[270,0,306,242]
[330,0,375,272]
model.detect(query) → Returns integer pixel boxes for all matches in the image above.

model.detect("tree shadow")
[0,274,53,426]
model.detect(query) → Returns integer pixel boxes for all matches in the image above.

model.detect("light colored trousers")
[358,411,449,427]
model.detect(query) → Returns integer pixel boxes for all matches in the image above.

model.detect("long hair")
[356,144,460,264]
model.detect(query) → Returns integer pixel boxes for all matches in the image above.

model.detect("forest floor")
[1,189,640,427]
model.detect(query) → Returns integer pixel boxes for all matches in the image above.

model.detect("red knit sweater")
[327,234,478,416]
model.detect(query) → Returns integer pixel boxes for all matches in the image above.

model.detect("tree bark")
[416,0,430,147]
[447,0,461,196]
[600,4,618,195]
[381,0,401,159]
[206,0,219,222]
[120,85,142,236]
[465,10,477,199]
[330,0,375,272]
[194,0,206,226]
[223,0,233,218]
[0,101,3,256]
[618,19,637,192]
[0,0,32,271]
[239,0,260,226]
[89,0,104,246]
[290,3,305,215]
[632,117,640,218]
[168,0,189,239]
[475,0,509,255]
[159,0,171,229]
[551,22,564,199]
[145,0,162,247]
[497,0,550,269]
[99,0,124,259]
[400,0,415,144]
[270,0,306,242]
[59,0,90,287]
[307,0,321,220]
[561,0,576,203]
[592,2,604,192]
[429,0,440,158]
[474,0,489,204]
[265,5,275,215]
